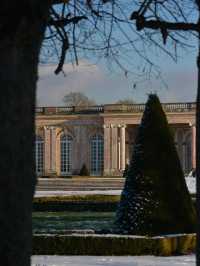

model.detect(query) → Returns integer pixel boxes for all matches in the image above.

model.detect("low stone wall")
[32,233,196,256]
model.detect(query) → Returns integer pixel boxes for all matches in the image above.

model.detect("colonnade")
[103,123,196,176]
[36,123,196,176]
[103,124,126,175]
[36,125,104,176]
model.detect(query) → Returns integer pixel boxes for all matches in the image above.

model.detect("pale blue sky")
[38,2,198,107]
[37,51,197,106]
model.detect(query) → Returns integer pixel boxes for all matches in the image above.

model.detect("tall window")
[60,134,73,175]
[35,136,44,175]
[90,134,104,175]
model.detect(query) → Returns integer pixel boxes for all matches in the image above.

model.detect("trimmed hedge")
[79,164,90,176]
[33,194,195,212]
[34,194,120,203]
[33,195,120,212]
[39,175,121,179]
[33,201,118,212]
[32,233,196,256]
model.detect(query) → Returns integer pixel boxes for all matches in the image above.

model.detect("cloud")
[37,60,134,106]
[37,60,197,106]
[37,61,104,106]
[157,69,197,102]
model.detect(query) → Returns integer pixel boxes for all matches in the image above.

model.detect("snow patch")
[34,177,196,198]
[31,255,195,266]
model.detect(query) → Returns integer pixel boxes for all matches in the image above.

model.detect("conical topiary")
[79,163,90,176]
[115,94,196,235]
[122,163,129,178]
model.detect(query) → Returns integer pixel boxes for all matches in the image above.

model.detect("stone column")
[44,126,57,176]
[103,125,111,175]
[182,140,186,173]
[191,124,196,169]
[44,126,51,175]
[56,128,61,176]
[120,125,126,171]
[111,124,119,175]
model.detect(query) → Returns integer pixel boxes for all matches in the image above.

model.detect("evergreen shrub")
[116,94,196,235]
[123,164,129,178]
[79,164,90,176]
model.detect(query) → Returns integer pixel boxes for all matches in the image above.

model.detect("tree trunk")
[0,2,50,265]
[196,35,200,266]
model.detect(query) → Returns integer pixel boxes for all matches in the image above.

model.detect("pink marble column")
[44,126,51,175]
[44,126,57,176]
[120,125,126,171]
[50,126,57,175]
[103,125,111,175]
[191,124,196,169]
[111,124,118,175]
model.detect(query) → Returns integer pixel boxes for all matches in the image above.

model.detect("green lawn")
[32,211,115,233]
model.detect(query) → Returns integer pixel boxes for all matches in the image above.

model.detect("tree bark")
[196,33,200,266]
[0,2,50,265]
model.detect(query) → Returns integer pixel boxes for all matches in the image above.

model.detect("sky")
[37,1,198,107]
[37,54,197,106]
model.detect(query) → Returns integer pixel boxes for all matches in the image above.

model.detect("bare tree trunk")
[0,2,50,265]
[196,34,200,266]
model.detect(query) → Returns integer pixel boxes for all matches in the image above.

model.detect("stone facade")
[35,103,196,176]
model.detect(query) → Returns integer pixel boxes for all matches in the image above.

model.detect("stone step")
[36,188,122,191]
[36,178,125,191]
[36,182,124,186]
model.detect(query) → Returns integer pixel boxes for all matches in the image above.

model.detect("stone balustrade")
[35,102,196,115]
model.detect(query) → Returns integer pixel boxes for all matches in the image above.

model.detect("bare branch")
[48,15,87,27]
[131,14,199,32]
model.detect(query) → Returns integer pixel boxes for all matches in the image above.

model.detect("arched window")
[35,136,44,176]
[60,134,73,175]
[90,134,104,176]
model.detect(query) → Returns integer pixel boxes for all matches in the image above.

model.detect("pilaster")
[120,125,126,171]
[50,126,57,175]
[111,124,119,175]
[191,124,196,169]
[44,126,57,176]
[44,126,51,175]
[103,124,111,175]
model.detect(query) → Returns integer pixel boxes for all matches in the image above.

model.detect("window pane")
[60,135,73,175]
[35,136,44,175]
[90,134,104,175]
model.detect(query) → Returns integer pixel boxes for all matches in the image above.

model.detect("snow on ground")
[34,177,196,197]
[34,190,122,197]
[32,255,195,266]
[185,177,196,194]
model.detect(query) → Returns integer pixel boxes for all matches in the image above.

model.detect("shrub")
[116,94,196,235]
[79,164,90,176]
[122,164,129,178]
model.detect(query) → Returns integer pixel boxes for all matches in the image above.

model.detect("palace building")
[35,102,196,177]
